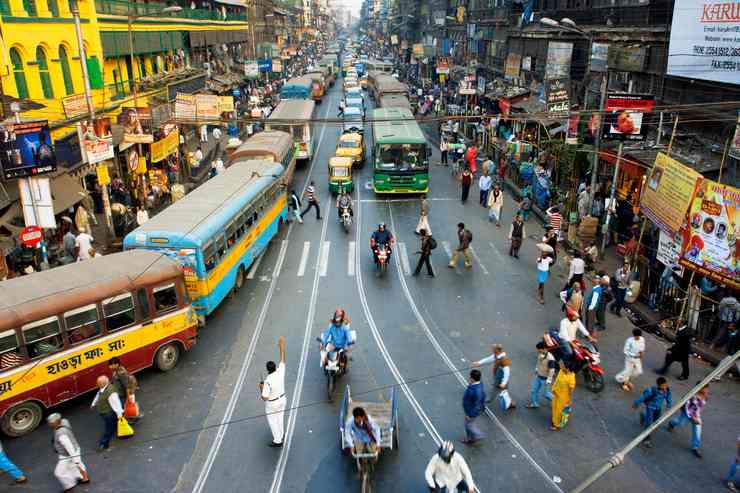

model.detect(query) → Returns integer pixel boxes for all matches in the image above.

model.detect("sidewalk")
[500,175,730,368]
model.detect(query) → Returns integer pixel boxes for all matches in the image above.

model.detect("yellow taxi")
[335,131,365,168]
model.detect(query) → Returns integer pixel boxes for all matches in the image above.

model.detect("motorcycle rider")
[424,441,476,493]
[320,309,352,369]
[558,307,596,360]
[336,190,353,220]
[370,223,395,264]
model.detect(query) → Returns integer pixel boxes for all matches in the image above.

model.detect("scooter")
[316,337,350,400]
[340,205,352,233]
[544,331,605,393]
[374,243,390,276]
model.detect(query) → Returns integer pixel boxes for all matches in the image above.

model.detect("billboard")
[545,42,573,80]
[601,93,655,141]
[640,152,702,236]
[62,94,88,119]
[0,121,56,180]
[545,78,570,113]
[504,53,521,80]
[667,0,740,85]
[731,111,740,161]
[78,118,113,165]
[590,43,609,72]
[680,179,740,289]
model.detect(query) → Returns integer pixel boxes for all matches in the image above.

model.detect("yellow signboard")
[151,128,180,163]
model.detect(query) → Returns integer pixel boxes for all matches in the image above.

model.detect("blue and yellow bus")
[123,160,287,322]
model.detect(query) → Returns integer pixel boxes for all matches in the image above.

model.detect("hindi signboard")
[175,93,196,120]
[680,179,740,289]
[62,94,88,119]
[640,152,702,236]
[196,95,220,120]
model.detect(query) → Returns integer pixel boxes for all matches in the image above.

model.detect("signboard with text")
[601,93,655,141]
[0,121,56,180]
[545,42,573,80]
[62,94,88,119]
[545,78,570,113]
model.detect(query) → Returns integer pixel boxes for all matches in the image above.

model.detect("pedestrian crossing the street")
[249,239,493,280]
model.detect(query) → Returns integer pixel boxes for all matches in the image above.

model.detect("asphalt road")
[5,77,740,493]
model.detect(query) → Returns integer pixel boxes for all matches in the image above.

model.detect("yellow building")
[0,0,251,141]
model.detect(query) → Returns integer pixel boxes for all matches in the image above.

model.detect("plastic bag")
[124,396,139,419]
[497,390,512,411]
[117,417,134,438]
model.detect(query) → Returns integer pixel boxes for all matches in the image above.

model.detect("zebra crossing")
[254,239,498,279]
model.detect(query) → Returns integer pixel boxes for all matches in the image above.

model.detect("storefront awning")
[214,0,246,6]
[51,174,86,215]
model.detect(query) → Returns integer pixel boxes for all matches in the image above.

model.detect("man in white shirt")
[90,375,123,451]
[425,441,475,492]
[200,124,208,143]
[75,231,94,261]
[558,308,594,360]
[478,173,492,207]
[213,158,225,175]
[48,413,88,490]
[193,147,204,169]
[260,336,286,447]
[566,251,586,289]
[615,328,645,392]
[212,126,222,141]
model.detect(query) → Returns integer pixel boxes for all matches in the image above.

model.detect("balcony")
[94,0,248,22]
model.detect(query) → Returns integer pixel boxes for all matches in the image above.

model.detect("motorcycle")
[316,337,352,400]
[374,243,390,276]
[340,205,352,233]
[544,332,605,393]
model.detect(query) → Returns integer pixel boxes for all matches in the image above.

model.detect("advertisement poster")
[667,0,740,85]
[218,96,234,114]
[0,121,56,180]
[271,59,283,73]
[150,128,179,163]
[175,93,196,120]
[121,108,154,144]
[640,152,702,236]
[680,179,740,289]
[590,43,609,72]
[196,95,220,120]
[521,56,532,71]
[504,53,521,80]
[412,44,424,57]
[545,42,573,80]
[731,112,740,161]
[78,118,113,165]
[62,94,88,119]
[436,57,450,74]
[544,78,570,113]
[601,93,655,141]
[658,230,684,275]
[566,112,581,145]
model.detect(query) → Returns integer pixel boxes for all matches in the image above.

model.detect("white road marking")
[442,240,453,259]
[347,241,356,276]
[489,241,513,268]
[398,242,411,275]
[388,207,564,493]
[269,93,333,493]
[358,197,459,203]
[319,241,330,277]
[468,246,489,275]
[246,252,264,279]
[297,241,310,277]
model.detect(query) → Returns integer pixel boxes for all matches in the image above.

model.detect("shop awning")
[51,174,86,215]
[214,0,246,6]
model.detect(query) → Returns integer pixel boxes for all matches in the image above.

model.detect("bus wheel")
[235,266,245,291]
[155,343,181,372]
[2,401,42,437]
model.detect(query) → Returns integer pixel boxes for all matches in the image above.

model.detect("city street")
[4,78,739,493]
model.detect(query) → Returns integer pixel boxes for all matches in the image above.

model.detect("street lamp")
[128,5,183,105]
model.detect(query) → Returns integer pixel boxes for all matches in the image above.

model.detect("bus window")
[103,293,136,333]
[153,283,178,314]
[203,243,217,272]
[246,208,255,228]
[216,235,226,259]
[23,316,63,359]
[0,329,23,370]
[226,221,238,249]
[64,304,102,345]
[137,289,150,319]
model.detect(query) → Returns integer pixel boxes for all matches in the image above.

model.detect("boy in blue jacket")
[632,377,672,448]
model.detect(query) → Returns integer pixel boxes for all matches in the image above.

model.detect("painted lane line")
[442,240,453,260]
[359,197,458,203]
[353,183,443,454]
[246,252,264,280]
[192,238,290,493]
[468,246,489,275]
[297,241,310,277]
[388,207,563,493]
[348,241,356,277]
[488,241,515,271]
[398,242,411,275]
[319,241,330,277]
[269,91,333,493]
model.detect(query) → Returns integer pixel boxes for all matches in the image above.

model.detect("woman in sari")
[550,361,576,431]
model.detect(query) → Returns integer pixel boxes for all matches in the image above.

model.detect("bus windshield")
[376,144,427,171]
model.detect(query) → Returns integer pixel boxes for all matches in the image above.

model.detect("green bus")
[372,107,431,193]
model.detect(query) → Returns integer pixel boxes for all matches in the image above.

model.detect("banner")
[150,128,179,163]
[667,0,740,85]
[590,43,609,72]
[545,42,573,80]
[680,179,740,289]
[272,59,283,72]
[62,94,88,119]
[436,57,450,74]
[78,118,113,165]
[601,93,655,141]
[258,59,272,73]
[657,230,684,275]
[121,108,154,143]
[731,111,740,161]
[521,56,532,71]
[504,53,521,80]
[641,152,702,236]
[175,93,196,120]
[0,121,56,180]
[196,95,220,120]
[218,96,234,114]
[544,78,570,113]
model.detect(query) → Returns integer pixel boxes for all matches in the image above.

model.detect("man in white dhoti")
[48,413,89,492]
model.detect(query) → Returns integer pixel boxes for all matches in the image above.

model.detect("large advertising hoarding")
[0,121,56,180]
[545,42,573,80]
[667,0,740,85]
[601,93,655,141]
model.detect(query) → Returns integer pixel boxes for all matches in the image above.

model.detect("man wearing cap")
[558,308,595,359]
[48,413,88,491]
